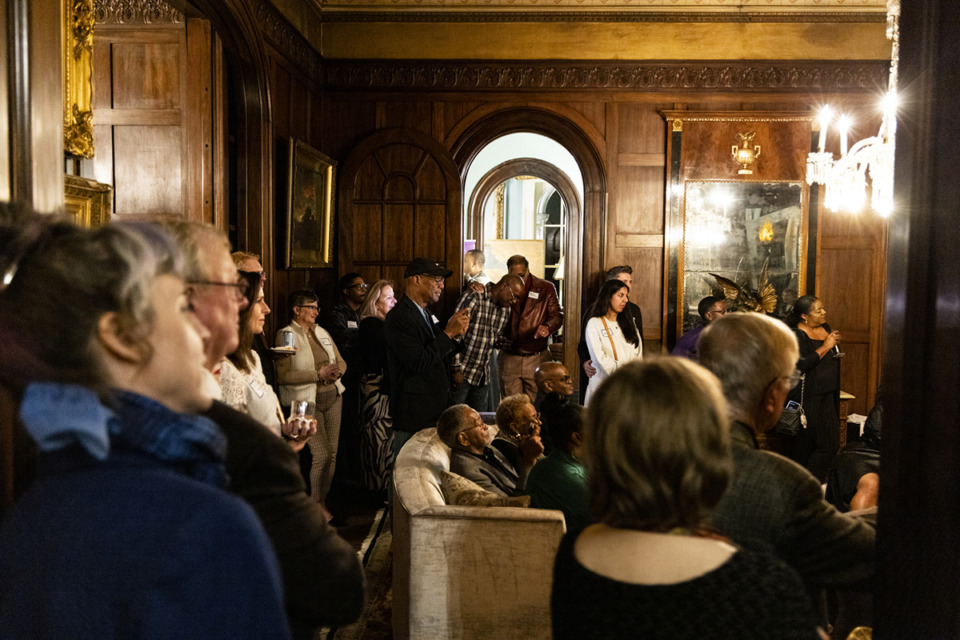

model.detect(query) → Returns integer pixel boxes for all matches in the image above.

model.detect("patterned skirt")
[359,373,394,492]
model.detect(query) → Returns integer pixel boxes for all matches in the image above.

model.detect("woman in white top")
[221,279,316,450]
[584,278,643,405]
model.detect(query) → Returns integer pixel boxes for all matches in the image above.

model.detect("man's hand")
[518,425,545,468]
[534,324,550,339]
[452,370,464,389]
[583,359,597,378]
[468,282,484,294]
[444,308,470,340]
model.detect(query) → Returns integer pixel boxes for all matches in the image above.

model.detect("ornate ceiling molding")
[323,61,889,92]
[319,10,886,23]
[250,0,324,83]
[93,0,184,24]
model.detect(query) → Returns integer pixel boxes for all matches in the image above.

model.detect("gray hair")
[437,404,474,449]
[495,394,532,432]
[698,312,799,421]
[0,207,183,390]
[159,220,230,283]
[465,249,485,268]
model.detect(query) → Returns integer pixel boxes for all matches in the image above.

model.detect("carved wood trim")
[319,11,886,24]
[248,0,323,83]
[323,61,888,92]
[93,0,184,24]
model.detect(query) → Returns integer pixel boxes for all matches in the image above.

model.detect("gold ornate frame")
[63,0,95,158]
[286,138,336,269]
[64,174,111,227]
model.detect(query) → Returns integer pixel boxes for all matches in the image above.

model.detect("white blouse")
[584,316,643,405]
[220,350,285,438]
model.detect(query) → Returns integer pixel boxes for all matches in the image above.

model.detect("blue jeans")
[451,380,494,412]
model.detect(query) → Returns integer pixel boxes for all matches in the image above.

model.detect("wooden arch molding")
[451,108,606,381]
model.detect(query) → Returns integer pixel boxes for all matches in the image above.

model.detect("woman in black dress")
[787,295,843,481]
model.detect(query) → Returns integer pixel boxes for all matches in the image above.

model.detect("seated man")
[533,361,574,412]
[698,312,875,591]
[438,404,542,497]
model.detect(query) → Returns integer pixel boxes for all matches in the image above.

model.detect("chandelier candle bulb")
[839,116,851,157]
[818,107,832,153]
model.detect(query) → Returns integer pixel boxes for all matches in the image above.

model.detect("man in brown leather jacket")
[499,255,563,401]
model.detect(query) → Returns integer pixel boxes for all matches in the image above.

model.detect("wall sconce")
[758,221,774,243]
[732,131,761,175]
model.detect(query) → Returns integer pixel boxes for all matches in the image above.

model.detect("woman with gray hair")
[551,358,819,639]
[0,205,289,638]
[276,289,346,515]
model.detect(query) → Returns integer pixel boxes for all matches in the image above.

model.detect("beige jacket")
[275,321,346,406]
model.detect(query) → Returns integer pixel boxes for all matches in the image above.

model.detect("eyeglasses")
[348,283,369,291]
[708,307,727,315]
[420,275,444,284]
[297,304,319,312]
[786,369,803,389]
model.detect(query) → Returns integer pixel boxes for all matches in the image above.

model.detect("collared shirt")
[452,282,511,386]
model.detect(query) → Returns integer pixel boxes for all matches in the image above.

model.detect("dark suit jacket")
[710,421,875,590]
[383,296,457,433]
[204,402,365,639]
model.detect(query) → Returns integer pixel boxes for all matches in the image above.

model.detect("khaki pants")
[498,350,549,403]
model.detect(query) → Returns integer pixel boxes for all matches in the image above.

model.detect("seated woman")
[0,209,289,639]
[583,278,642,405]
[221,276,316,451]
[526,393,590,532]
[552,358,820,640]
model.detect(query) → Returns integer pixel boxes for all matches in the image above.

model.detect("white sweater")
[584,316,643,405]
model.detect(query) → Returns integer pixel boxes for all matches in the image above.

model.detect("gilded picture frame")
[64,174,111,227]
[286,138,336,269]
[63,0,95,158]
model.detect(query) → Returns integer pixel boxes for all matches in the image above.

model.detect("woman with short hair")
[0,208,289,639]
[551,358,819,639]
[276,289,346,510]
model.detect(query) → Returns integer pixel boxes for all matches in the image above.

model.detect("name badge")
[321,337,332,346]
[528,291,540,300]
[431,314,440,324]
[600,329,610,339]
[249,379,265,399]
[347,320,358,329]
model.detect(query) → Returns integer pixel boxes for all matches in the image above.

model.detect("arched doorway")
[452,109,606,388]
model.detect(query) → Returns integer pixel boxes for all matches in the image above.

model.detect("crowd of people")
[0,202,876,639]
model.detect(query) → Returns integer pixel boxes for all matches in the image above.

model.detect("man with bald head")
[533,361,574,411]
[452,273,525,412]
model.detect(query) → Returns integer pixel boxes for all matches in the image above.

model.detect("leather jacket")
[506,274,563,355]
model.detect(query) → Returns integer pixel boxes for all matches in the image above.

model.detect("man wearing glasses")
[322,272,368,486]
[671,295,728,361]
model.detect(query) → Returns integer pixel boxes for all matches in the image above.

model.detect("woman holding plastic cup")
[276,289,346,510]
[221,274,316,451]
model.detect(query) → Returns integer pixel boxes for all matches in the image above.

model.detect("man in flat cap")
[384,258,471,458]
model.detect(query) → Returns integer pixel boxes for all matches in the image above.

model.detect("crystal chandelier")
[806,0,900,218]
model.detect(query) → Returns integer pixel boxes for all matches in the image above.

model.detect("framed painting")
[286,138,336,269]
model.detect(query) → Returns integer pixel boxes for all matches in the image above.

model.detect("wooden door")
[338,127,462,315]
[91,13,220,222]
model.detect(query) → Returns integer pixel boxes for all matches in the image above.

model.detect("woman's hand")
[282,416,317,452]
[318,363,341,384]
[823,330,841,351]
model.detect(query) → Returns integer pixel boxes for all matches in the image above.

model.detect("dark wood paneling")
[112,41,182,109]
[679,119,809,182]
[383,203,415,260]
[113,126,183,214]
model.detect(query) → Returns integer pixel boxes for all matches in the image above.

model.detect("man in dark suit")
[698,312,875,591]
[383,257,470,457]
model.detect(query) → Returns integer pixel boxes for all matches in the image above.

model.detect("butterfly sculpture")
[710,258,778,314]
